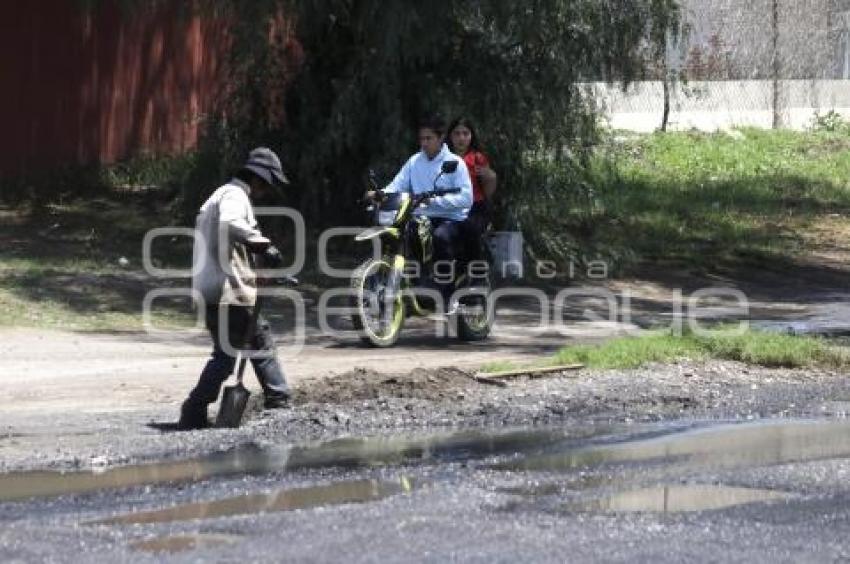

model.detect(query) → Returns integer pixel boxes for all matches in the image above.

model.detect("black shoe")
[178,402,210,430]
[263,395,290,409]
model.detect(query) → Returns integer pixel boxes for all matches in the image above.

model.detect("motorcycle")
[350,161,492,347]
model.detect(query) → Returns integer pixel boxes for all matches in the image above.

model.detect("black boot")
[178,401,210,430]
[263,393,291,409]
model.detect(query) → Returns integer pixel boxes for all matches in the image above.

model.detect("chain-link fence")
[594,0,850,131]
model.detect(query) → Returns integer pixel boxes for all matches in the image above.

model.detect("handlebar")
[363,187,461,208]
[257,274,299,287]
[278,275,300,287]
[421,187,462,198]
[414,188,461,207]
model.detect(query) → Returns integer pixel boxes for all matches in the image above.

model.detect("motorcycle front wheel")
[351,259,405,347]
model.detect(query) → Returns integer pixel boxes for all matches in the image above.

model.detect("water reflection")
[0,426,611,502]
[5,419,848,504]
[130,533,241,553]
[96,478,409,525]
[500,420,850,472]
[570,485,789,514]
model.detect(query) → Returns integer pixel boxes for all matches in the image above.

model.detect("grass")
[0,191,333,331]
[518,127,850,275]
[0,285,193,332]
[0,195,196,331]
[478,360,521,373]
[6,127,850,330]
[0,257,197,332]
[479,327,849,373]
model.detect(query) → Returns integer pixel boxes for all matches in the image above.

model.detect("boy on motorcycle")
[367,114,473,313]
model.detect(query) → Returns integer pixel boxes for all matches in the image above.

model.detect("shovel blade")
[215,383,251,428]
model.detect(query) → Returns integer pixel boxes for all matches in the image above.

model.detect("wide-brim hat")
[244,147,290,187]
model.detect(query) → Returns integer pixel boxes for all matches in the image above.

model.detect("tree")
[646,0,682,132]
[182,0,681,274]
[194,0,678,215]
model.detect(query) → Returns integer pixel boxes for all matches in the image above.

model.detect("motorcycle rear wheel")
[455,274,492,342]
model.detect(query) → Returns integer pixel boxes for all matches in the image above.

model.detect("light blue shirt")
[383,144,473,221]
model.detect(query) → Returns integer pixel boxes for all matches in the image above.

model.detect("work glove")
[259,245,284,269]
[245,234,272,253]
[365,190,386,203]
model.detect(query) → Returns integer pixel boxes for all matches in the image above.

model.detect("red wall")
[0,1,229,176]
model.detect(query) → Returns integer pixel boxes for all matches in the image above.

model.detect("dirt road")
[0,313,612,416]
[3,356,850,562]
[4,279,850,562]
[2,277,850,470]
[4,274,849,418]
[0,296,636,467]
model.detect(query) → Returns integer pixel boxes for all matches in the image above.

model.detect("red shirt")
[462,150,490,203]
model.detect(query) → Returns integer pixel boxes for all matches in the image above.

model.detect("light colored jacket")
[383,144,473,221]
[192,179,265,307]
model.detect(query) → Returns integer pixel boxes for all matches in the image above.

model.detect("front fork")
[377,254,405,328]
[384,254,405,302]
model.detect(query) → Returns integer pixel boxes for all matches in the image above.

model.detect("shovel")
[215,355,251,428]
[215,297,264,428]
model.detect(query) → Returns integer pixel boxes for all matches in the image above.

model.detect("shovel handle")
[235,355,248,384]
[232,251,269,385]
[235,295,264,385]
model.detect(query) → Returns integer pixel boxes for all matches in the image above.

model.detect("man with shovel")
[178,147,292,430]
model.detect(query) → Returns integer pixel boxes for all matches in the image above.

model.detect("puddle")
[820,401,850,416]
[499,474,611,497]
[130,533,241,554]
[95,478,410,525]
[0,426,614,502]
[751,319,850,337]
[499,483,566,497]
[748,297,850,337]
[499,419,850,473]
[570,485,789,514]
[6,419,850,504]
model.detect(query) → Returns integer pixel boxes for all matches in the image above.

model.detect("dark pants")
[461,201,490,262]
[431,218,464,307]
[183,304,290,417]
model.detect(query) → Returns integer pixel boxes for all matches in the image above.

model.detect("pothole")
[498,419,850,473]
[0,425,612,502]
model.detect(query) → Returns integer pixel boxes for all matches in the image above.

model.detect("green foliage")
[552,128,850,274]
[0,194,196,331]
[0,165,111,210]
[810,110,850,134]
[101,152,197,189]
[479,325,848,373]
[696,330,848,368]
[479,360,520,373]
[551,327,849,370]
[553,331,704,369]
[181,0,681,226]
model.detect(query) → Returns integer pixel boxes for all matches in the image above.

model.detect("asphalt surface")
[4,285,850,562]
[3,417,850,563]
